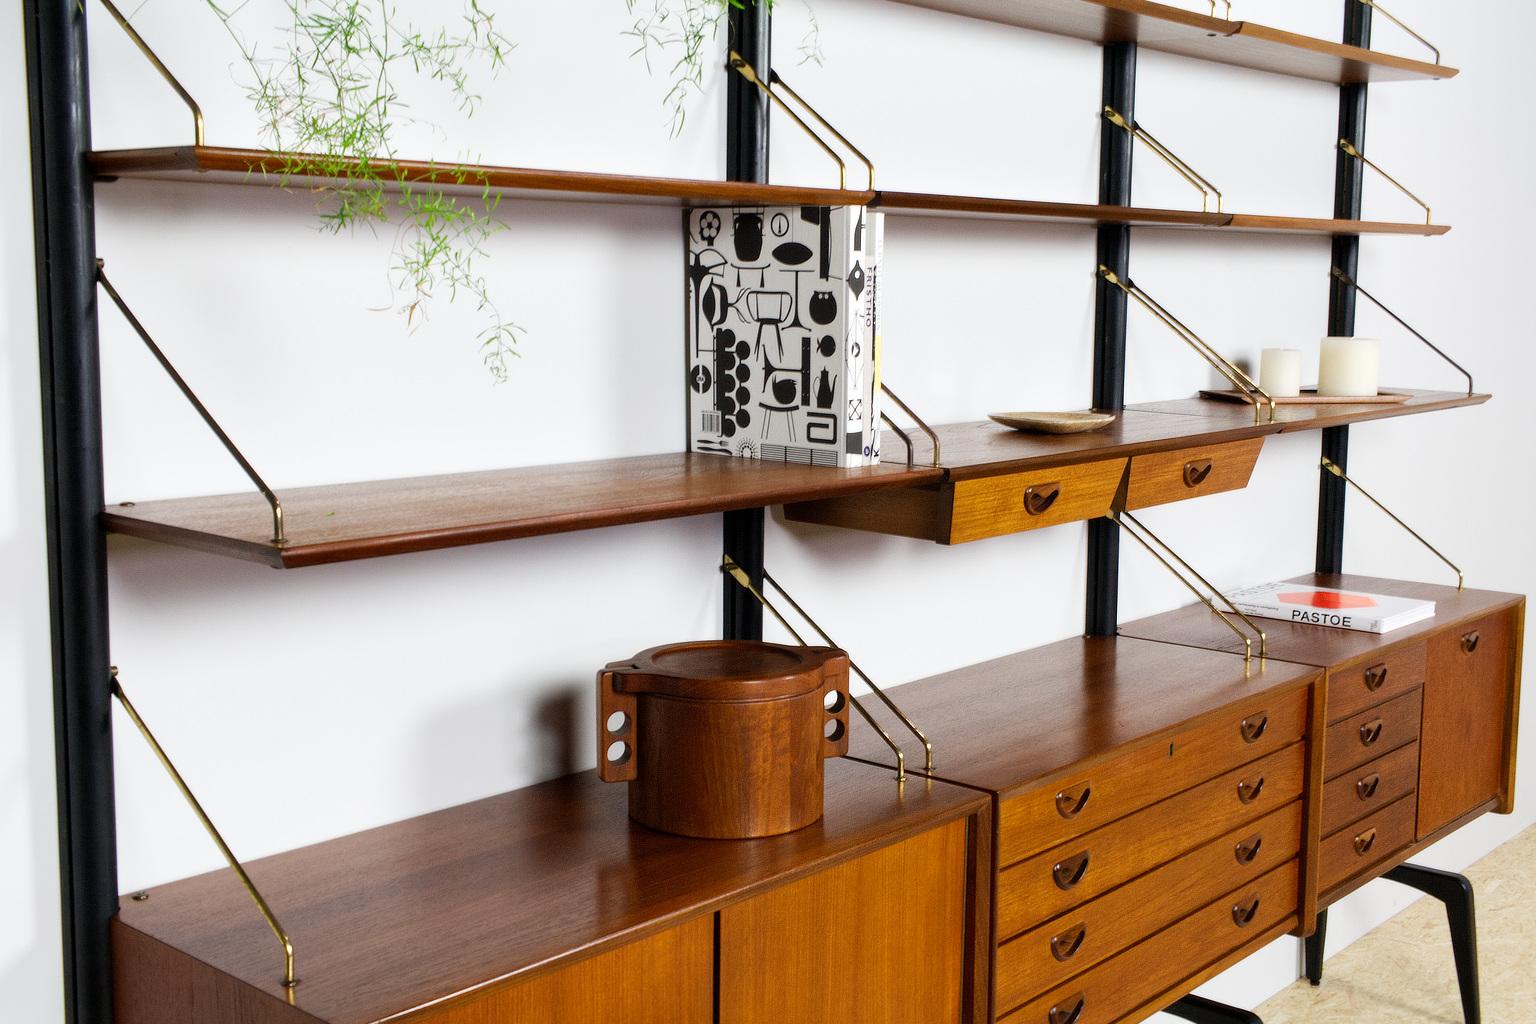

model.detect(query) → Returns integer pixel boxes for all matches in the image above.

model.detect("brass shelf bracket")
[96,262,286,545]
[1112,512,1268,663]
[96,0,206,146]
[1320,457,1464,590]
[111,669,298,990]
[1338,139,1432,225]
[1330,267,1473,395]
[1358,0,1441,65]
[721,557,933,780]
[727,51,874,192]
[880,384,942,467]
[1103,107,1222,213]
[1209,0,1233,20]
[1098,267,1275,423]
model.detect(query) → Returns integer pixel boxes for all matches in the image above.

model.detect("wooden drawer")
[996,801,1301,1010]
[998,686,1310,866]
[945,459,1128,544]
[1327,641,1427,723]
[1419,609,1518,838]
[1319,794,1417,894]
[1324,687,1422,781]
[1321,741,1419,837]
[998,744,1304,925]
[782,458,1127,544]
[1124,438,1264,510]
[999,861,1299,1024]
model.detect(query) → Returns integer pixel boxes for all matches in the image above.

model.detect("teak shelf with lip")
[88,147,1452,238]
[885,0,1458,84]
[103,390,1487,568]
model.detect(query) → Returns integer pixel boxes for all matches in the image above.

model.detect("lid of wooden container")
[604,640,846,700]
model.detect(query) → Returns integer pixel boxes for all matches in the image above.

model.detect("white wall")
[3,0,1533,1020]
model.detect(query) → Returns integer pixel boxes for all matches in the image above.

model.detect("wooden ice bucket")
[597,641,851,839]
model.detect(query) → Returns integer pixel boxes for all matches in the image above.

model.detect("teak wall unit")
[23,2,1516,1024]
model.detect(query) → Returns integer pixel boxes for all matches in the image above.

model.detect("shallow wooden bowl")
[988,410,1118,434]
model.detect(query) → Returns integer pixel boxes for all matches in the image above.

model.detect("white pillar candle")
[1258,348,1302,398]
[1317,336,1380,398]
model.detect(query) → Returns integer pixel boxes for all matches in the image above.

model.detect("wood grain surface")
[1319,794,1417,895]
[1323,688,1422,782]
[1322,741,1420,837]
[104,453,937,568]
[113,761,986,1024]
[719,819,970,1024]
[886,0,1456,83]
[846,635,1318,800]
[1124,437,1265,509]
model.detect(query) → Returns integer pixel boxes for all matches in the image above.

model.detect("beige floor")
[1255,824,1536,1024]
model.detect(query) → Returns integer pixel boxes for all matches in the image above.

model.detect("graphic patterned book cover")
[685,205,883,468]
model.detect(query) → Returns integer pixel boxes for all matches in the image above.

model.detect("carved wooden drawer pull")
[1354,827,1378,856]
[1232,896,1262,927]
[1240,713,1270,744]
[1237,775,1266,804]
[1364,663,1389,691]
[1359,720,1384,747]
[1024,483,1062,516]
[1462,631,1481,654]
[1052,851,1091,891]
[1356,774,1381,801]
[1184,459,1214,488]
[1048,993,1086,1024]
[1234,834,1264,865]
[1050,923,1088,962]
[1055,784,1092,820]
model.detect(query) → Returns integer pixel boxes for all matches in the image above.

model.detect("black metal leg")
[1304,908,1328,986]
[1162,993,1263,1024]
[1385,863,1481,1024]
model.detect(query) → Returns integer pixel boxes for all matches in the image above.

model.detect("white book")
[1229,581,1436,634]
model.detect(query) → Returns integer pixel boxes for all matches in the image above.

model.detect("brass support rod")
[880,384,942,466]
[1330,267,1473,396]
[721,558,908,781]
[1099,267,1275,422]
[880,413,914,469]
[1321,457,1463,590]
[1104,107,1222,213]
[727,52,871,191]
[1338,139,1432,225]
[111,670,298,989]
[1358,0,1441,64]
[1120,511,1267,657]
[1210,0,1233,18]
[767,71,876,191]
[96,0,206,146]
[1112,514,1263,663]
[763,569,934,772]
[96,262,286,545]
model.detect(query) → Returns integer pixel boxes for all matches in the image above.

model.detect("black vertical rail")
[24,2,118,1023]
[1317,1,1372,575]
[1085,42,1136,637]
[722,0,771,641]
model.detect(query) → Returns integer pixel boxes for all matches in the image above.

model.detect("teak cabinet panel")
[1419,609,1518,837]
[945,458,1128,543]
[1124,438,1265,510]
[719,819,971,1024]
[429,917,713,1024]
[1326,641,1427,723]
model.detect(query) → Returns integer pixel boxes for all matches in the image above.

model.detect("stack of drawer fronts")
[1318,643,1425,896]
[994,689,1309,1023]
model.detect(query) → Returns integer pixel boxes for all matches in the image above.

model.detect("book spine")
[1232,603,1387,634]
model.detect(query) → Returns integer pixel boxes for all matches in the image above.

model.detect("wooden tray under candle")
[1199,388,1413,406]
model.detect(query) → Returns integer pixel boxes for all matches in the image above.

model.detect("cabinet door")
[1418,610,1518,839]
[430,916,713,1024]
[719,819,971,1024]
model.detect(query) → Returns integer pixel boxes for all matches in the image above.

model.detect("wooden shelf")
[90,148,1452,238]
[113,759,986,1024]
[875,389,1488,481]
[847,634,1317,794]
[887,0,1457,83]
[104,454,938,569]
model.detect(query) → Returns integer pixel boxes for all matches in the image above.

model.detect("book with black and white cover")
[1229,581,1436,634]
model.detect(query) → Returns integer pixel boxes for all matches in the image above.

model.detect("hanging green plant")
[624,0,822,136]
[204,0,520,380]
